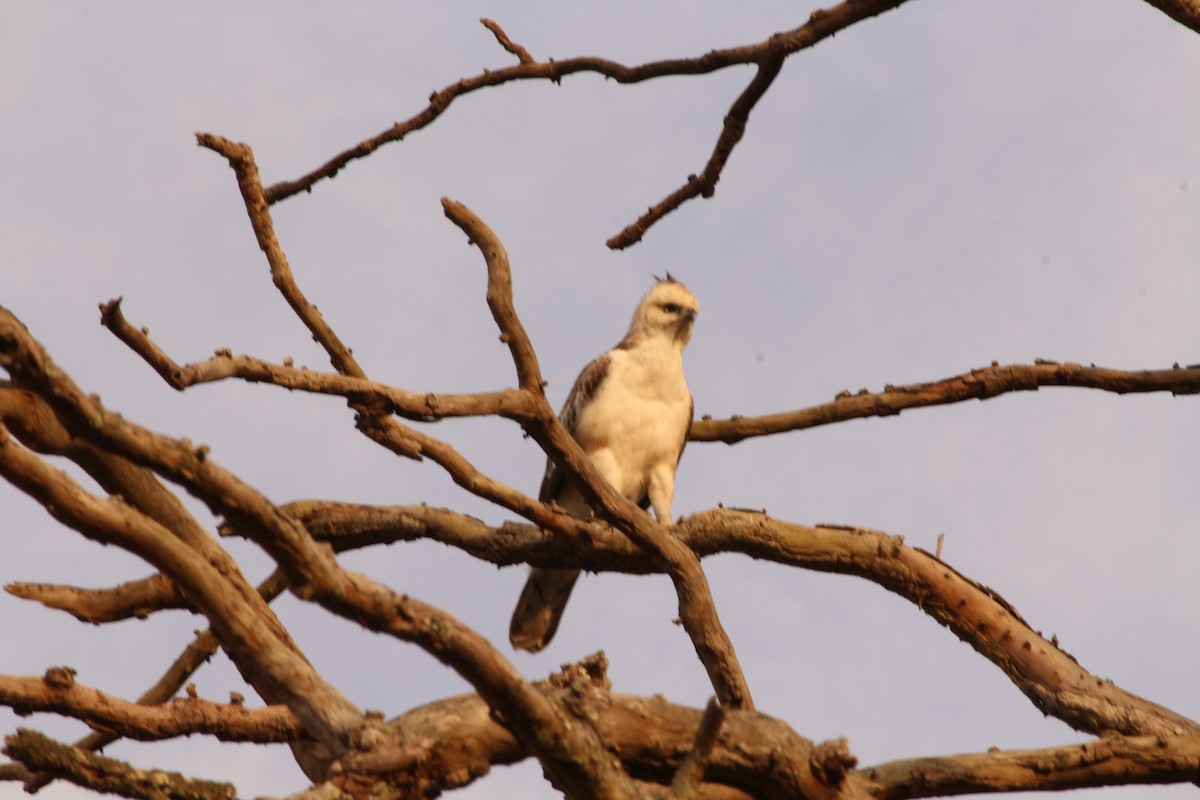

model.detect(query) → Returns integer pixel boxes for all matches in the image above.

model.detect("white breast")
[572,341,691,501]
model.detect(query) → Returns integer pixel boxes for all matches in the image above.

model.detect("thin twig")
[480,18,534,64]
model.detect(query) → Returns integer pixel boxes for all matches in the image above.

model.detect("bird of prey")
[509,275,699,652]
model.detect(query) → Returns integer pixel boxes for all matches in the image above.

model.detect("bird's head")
[625,275,699,348]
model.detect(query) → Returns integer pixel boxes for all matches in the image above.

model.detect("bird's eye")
[662,303,681,314]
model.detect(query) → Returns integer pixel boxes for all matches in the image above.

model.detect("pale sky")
[2,2,1199,799]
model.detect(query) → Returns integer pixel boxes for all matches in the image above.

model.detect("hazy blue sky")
[3,2,1199,798]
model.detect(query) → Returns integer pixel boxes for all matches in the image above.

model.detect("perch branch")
[438,199,752,709]
[690,361,1200,444]
[2,313,635,796]
[528,405,754,710]
[278,500,1200,740]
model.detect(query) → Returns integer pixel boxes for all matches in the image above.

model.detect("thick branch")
[327,683,1200,798]
[283,500,1199,740]
[858,734,1200,798]
[671,697,727,799]
[690,361,1200,444]
[2,313,637,795]
[0,422,362,752]
[1141,0,1200,33]
[336,681,848,800]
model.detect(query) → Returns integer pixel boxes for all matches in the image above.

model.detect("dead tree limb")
[690,361,1200,444]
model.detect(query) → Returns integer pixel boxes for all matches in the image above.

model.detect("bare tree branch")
[273,500,1200,741]
[194,133,427,460]
[860,734,1200,799]
[0,348,637,796]
[100,297,527,422]
[5,573,186,623]
[437,198,753,710]
[4,729,236,800]
[1141,0,1200,33]
[3,570,289,793]
[442,198,544,391]
[0,670,302,743]
[690,361,1200,444]
[670,697,727,799]
[607,50,785,249]
[0,419,363,754]
[480,18,535,65]
[259,2,913,248]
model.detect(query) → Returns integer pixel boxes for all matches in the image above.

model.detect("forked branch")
[260,2,915,248]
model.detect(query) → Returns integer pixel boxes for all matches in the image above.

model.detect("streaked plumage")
[509,276,699,652]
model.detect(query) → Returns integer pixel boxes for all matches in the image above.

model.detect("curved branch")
[195,135,363,380]
[1141,0,1200,33]
[5,574,186,623]
[100,296,590,538]
[441,198,543,391]
[280,500,1200,740]
[690,361,1200,444]
[607,50,785,249]
[260,1,913,247]
[195,133,427,460]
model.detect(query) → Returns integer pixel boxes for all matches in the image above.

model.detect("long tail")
[509,567,582,652]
